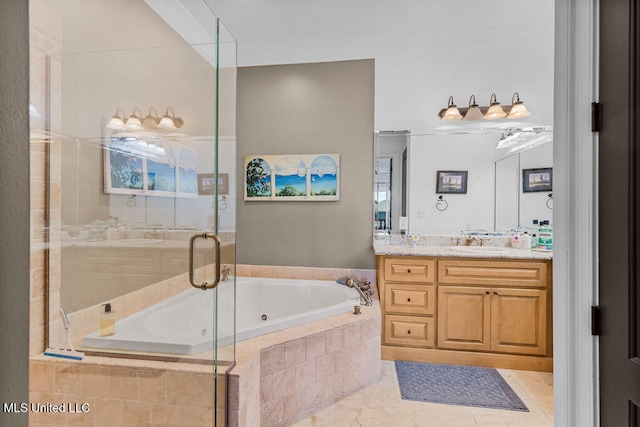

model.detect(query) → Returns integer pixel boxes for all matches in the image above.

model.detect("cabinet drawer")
[384,283,435,315]
[438,259,548,288]
[384,315,435,348]
[384,258,435,283]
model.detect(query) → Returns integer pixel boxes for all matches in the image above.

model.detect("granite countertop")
[373,243,552,260]
[373,234,553,260]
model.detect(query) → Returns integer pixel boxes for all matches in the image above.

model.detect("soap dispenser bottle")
[99,303,115,337]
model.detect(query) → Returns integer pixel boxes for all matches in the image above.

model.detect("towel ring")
[546,193,553,210]
[436,195,448,211]
[212,195,228,210]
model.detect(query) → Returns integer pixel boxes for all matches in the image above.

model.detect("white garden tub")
[82,276,360,354]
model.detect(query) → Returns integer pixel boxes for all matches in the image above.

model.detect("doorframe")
[554,0,599,426]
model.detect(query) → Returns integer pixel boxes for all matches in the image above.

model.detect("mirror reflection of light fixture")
[438,92,531,121]
[143,107,160,129]
[158,107,184,130]
[484,93,507,120]
[125,107,143,130]
[106,107,127,130]
[106,106,184,131]
[506,92,531,119]
[462,95,483,121]
[441,96,463,122]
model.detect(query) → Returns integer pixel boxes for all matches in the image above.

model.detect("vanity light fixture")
[106,107,184,131]
[158,107,184,130]
[462,95,484,121]
[125,107,144,130]
[106,107,127,130]
[438,92,531,121]
[484,93,507,120]
[506,92,531,119]
[143,107,160,129]
[441,96,463,122]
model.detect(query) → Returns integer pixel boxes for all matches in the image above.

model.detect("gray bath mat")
[394,361,528,411]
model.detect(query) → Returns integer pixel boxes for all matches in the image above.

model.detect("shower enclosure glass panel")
[47,12,236,426]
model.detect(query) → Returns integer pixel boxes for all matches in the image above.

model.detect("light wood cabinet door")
[437,286,491,351]
[491,288,547,355]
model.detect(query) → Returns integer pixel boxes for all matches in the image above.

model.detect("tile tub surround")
[32,264,379,426]
[28,293,381,427]
[227,301,381,427]
[28,354,219,426]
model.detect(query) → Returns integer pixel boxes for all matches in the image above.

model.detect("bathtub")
[82,276,361,354]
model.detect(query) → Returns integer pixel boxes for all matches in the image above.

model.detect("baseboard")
[382,345,553,372]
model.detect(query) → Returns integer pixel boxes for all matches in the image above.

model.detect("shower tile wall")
[29,0,63,357]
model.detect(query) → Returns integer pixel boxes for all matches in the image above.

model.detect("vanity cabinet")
[437,286,547,355]
[377,254,553,372]
[381,257,436,348]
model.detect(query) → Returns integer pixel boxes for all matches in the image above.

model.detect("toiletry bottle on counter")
[99,303,115,337]
[511,231,521,248]
[537,220,553,250]
[530,220,539,248]
[521,232,532,249]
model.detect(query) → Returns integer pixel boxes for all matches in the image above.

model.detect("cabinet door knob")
[494,291,498,295]
[407,269,411,274]
[485,291,490,295]
[407,298,411,302]
[407,330,411,335]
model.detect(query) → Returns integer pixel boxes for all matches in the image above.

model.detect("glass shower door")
[45,6,236,425]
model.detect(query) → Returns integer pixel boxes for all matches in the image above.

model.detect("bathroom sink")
[112,239,164,246]
[449,246,509,254]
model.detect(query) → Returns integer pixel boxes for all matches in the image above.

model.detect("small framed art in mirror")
[436,170,468,194]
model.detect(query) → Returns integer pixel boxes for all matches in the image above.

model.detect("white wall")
[408,134,498,235]
[210,0,555,132]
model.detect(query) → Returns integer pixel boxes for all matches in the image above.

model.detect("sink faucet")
[344,277,373,306]
[221,265,232,281]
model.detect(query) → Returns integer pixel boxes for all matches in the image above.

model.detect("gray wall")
[0,0,30,425]
[237,60,375,269]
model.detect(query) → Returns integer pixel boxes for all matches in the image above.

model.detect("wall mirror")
[374,126,552,236]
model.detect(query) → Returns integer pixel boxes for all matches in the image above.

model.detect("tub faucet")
[221,265,232,281]
[345,277,373,306]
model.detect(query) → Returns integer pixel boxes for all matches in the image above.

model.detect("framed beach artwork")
[244,154,340,201]
[522,167,553,193]
[436,170,468,194]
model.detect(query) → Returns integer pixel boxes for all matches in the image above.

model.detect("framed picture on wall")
[436,170,468,194]
[522,167,552,192]
[198,173,229,195]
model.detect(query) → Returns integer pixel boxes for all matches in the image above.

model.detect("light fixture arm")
[113,107,127,119]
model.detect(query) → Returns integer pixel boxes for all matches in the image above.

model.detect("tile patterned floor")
[294,360,554,426]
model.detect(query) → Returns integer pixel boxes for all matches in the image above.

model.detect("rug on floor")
[394,361,529,411]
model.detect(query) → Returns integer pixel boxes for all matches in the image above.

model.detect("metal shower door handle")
[189,232,221,290]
